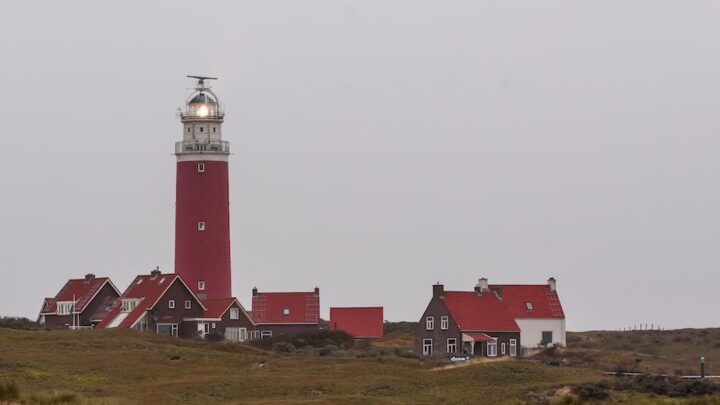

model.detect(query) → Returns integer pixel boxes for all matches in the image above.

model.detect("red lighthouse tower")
[174,76,231,300]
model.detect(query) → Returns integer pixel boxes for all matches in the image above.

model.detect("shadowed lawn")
[0,328,602,404]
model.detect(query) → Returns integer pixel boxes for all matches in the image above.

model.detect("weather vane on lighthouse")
[174,75,233,300]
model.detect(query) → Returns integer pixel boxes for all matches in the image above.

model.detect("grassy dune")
[0,328,601,404]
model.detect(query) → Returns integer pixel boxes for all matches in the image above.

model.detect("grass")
[0,328,602,404]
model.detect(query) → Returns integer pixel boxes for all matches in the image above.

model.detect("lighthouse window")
[199,127,204,132]
[213,127,216,133]
[197,163,205,173]
[198,221,205,231]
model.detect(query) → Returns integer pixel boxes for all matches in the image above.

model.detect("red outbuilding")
[329,307,384,338]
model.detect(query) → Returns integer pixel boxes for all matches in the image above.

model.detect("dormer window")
[122,299,140,313]
[525,302,534,311]
[57,301,74,315]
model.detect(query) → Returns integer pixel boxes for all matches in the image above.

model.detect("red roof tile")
[442,291,520,332]
[251,291,319,324]
[329,307,383,338]
[97,273,204,329]
[41,277,118,314]
[489,284,565,319]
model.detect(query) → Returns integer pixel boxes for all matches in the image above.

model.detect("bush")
[0,381,20,401]
[571,382,610,401]
[0,317,41,330]
[253,330,355,352]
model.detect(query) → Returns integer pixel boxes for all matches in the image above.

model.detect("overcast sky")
[1,1,718,331]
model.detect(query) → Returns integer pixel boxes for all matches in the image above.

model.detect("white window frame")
[525,302,534,311]
[197,163,205,173]
[260,330,272,339]
[487,339,498,357]
[510,339,517,356]
[501,342,506,355]
[198,221,206,231]
[121,299,139,313]
[184,300,192,310]
[203,323,210,334]
[168,300,175,309]
[157,323,178,337]
[57,301,74,315]
[282,308,290,316]
[425,316,434,330]
[229,307,240,320]
[447,338,457,354]
[198,281,205,291]
[422,338,433,356]
[440,316,449,330]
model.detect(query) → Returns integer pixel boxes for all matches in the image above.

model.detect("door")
[422,338,433,356]
[197,322,209,338]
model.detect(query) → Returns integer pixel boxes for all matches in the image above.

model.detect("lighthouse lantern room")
[174,76,232,300]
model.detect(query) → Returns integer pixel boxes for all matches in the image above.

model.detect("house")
[329,307,384,338]
[96,269,207,338]
[251,287,320,339]
[37,274,120,328]
[415,283,521,357]
[201,297,257,342]
[488,277,566,348]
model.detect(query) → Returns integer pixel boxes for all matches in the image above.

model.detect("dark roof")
[442,291,520,332]
[251,291,320,324]
[489,284,565,319]
[329,307,383,338]
[188,91,217,104]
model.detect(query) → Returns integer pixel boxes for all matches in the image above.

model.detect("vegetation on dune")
[0,317,42,330]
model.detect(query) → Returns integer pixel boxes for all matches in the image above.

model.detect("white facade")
[516,318,566,348]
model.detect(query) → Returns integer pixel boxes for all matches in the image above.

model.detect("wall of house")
[414,296,462,356]
[209,302,256,340]
[257,323,318,338]
[80,283,119,325]
[43,314,73,328]
[515,318,566,348]
[464,331,521,357]
[146,280,204,338]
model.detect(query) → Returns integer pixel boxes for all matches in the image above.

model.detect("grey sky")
[1,1,718,331]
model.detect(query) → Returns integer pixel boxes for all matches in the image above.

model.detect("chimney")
[84,273,95,281]
[150,266,161,277]
[548,277,556,292]
[313,287,320,296]
[252,287,258,297]
[475,277,489,293]
[432,282,444,298]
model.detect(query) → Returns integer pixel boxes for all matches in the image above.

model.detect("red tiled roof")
[490,284,565,319]
[41,277,117,314]
[329,307,383,338]
[97,273,204,329]
[251,291,319,324]
[442,291,520,332]
[463,332,494,342]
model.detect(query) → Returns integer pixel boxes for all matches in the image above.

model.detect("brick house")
[96,269,206,338]
[329,307,384,338]
[251,287,320,339]
[415,283,521,358]
[487,277,566,349]
[37,274,120,328]
[201,297,257,341]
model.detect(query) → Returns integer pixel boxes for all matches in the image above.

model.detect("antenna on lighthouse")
[187,75,218,89]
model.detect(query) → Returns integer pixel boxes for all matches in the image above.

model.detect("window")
[510,339,517,356]
[199,126,204,132]
[525,302,534,311]
[542,331,553,346]
[184,300,192,310]
[197,163,205,173]
[422,338,433,356]
[198,281,205,291]
[447,338,457,354]
[440,316,449,330]
[501,342,506,355]
[157,323,178,337]
[225,327,247,342]
[134,315,148,331]
[261,330,272,339]
[487,339,498,357]
[211,322,216,328]
[282,308,290,316]
[187,127,191,132]
[168,300,175,309]
[57,302,73,315]
[121,299,139,313]
[203,323,210,334]
[198,221,205,231]
[426,316,434,330]
[230,307,239,320]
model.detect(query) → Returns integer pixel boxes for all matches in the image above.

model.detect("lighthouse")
[174,76,232,300]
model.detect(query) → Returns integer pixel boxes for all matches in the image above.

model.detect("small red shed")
[329,307,384,338]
